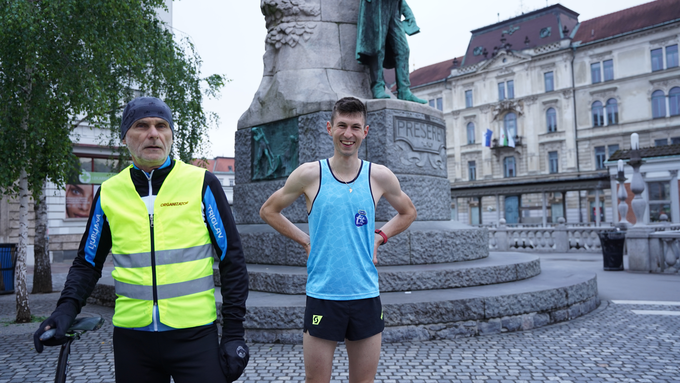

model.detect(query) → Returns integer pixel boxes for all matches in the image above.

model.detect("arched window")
[592,101,604,127]
[606,99,618,125]
[503,112,517,147]
[669,87,680,117]
[652,90,666,118]
[546,108,557,132]
[466,122,475,144]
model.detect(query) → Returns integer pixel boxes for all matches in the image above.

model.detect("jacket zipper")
[145,170,160,332]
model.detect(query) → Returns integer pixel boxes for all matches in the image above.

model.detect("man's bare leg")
[346,333,382,383]
[304,332,337,383]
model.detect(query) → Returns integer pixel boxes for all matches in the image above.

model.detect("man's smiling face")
[327,112,368,158]
[122,117,173,172]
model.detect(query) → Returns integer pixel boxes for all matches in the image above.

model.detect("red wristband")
[375,229,387,245]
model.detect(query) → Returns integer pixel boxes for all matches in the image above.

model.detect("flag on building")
[500,128,515,148]
[483,129,493,147]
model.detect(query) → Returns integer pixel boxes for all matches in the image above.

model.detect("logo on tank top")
[355,209,368,227]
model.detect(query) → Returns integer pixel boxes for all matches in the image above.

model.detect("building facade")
[409,0,680,226]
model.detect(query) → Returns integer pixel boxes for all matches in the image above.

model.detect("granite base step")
[247,253,540,294]
[235,268,598,344]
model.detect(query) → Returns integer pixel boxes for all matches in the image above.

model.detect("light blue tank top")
[306,159,378,300]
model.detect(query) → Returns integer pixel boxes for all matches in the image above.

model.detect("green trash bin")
[0,244,17,294]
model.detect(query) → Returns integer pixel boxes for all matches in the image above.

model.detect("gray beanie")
[120,97,174,139]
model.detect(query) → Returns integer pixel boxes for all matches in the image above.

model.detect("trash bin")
[0,244,17,294]
[597,230,626,271]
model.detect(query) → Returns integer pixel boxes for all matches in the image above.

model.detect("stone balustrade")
[487,219,608,253]
[647,226,680,273]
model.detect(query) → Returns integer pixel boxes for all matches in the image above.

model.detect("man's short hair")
[330,97,367,125]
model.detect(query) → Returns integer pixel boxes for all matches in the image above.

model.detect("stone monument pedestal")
[234,100,486,266]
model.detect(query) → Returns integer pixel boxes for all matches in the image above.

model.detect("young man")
[260,97,417,382]
[34,97,249,383]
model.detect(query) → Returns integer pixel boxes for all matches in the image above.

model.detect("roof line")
[575,17,680,47]
[470,4,579,34]
[411,77,448,90]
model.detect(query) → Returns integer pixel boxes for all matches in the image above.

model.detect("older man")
[34,97,249,383]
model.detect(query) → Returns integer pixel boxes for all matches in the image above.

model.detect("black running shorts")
[303,296,384,342]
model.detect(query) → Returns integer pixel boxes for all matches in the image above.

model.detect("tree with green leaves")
[0,0,225,323]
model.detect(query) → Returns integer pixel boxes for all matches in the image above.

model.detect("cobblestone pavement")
[1,295,678,382]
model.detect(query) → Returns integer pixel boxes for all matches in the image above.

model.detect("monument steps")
[215,253,599,344]
[247,253,541,294]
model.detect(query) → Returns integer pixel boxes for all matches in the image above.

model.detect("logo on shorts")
[312,315,323,325]
[354,210,368,227]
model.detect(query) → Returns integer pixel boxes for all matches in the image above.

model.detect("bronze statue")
[356,0,426,104]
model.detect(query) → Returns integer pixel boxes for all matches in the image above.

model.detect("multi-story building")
[194,157,236,204]
[409,0,680,226]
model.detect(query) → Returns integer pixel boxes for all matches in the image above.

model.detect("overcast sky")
[172,0,651,158]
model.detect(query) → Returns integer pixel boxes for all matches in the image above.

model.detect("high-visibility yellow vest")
[100,160,216,328]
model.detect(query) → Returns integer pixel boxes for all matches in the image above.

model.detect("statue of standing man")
[356,0,427,104]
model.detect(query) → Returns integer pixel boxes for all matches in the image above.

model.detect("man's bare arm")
[371,164,417,262]
[260,162,319,255]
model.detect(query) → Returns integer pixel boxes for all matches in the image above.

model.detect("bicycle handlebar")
[39,317,105,342]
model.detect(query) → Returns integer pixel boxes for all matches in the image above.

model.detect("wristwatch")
[374,229,387,245]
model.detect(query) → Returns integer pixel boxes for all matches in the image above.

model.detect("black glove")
[219,338,249,382]
[33,300,78,353]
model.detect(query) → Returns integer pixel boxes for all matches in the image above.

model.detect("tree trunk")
[15,168,31,323]
[32,181,52,294]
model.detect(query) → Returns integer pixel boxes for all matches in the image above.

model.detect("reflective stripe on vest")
[112,244,214,269]
[115,275,215,301]
[100,160,216,329]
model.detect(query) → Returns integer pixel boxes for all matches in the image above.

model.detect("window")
[544,72,554,92]
[603,60,614,81]
[428,99,435,108]
[465,90,473,108]
[498,81,515,101]
[468,161,476,181]
[592,101,604,127]
[652,90,666,118]
[652,48,664,71]
[436,97,443,111]
[655,138,668,147]
[673,137,680,145]
[548,151,558,174]
[667,45,678,68]
[503,156,516,178]
[594,146,606,170]
[608,144,619,157]
[466,122,475,144]
[606,98,618,125]
[670,87,680,116]
[229,179,234,186]
[546,108,557,132]
[591,62,601,84]
[503,112,517,146]
[648,181,672,222]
